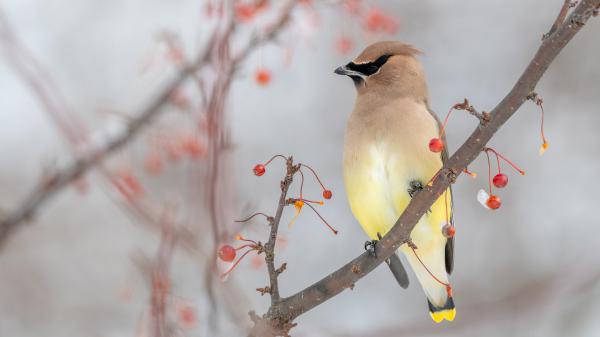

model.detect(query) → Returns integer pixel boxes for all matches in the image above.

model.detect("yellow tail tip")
[430,308,456,323]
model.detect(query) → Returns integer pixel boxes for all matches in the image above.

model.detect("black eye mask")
[346,54,391,76]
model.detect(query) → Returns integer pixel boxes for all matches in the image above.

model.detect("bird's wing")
[427,106,454,275]
[386,252,410,288]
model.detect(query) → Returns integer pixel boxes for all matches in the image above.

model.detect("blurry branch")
[249,1,600,335]
[0,8,212,247]
[149,209,177,337]
[335,268,600,337]
[0,1,297,250]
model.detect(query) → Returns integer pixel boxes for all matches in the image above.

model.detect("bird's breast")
[343,98,443,239]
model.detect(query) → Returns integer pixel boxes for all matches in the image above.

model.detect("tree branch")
[0,40,211,250]
[0,0,298,250]
[264,157,296,304]
[249,0,600,335]
[545,0,577,38]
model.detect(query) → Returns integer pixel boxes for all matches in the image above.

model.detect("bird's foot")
[408,180,433,213]
[408,180,424,198]
[364,239,378,258]
[364,232,384,258]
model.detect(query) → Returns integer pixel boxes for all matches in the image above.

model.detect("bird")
[335,41,455,323]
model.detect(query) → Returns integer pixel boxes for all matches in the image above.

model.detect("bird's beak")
[334,65,362,77]
[334,65,350,75]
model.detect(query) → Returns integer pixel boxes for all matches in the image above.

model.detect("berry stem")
[538,100,548,148]
[263,154,287,167]
[235,244,258,251]
[463,167,477,178]
[302,201,338,235]
[439,106,454,138]
[298,169,305,199]
[236,235,258,245]
[494,151,502,173]
[300,163,328,192]
[299,198,324,205]
[485,150,493,195]
[444,190,450,224]
[220,248,255,278]
[410,246,452,296]
[485,148,525,175]
[235,212,271,223]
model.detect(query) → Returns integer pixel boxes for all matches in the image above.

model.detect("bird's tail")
[427,296,456,323]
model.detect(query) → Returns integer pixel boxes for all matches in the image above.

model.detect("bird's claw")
[364,240,378,258]
[407,180,424,198]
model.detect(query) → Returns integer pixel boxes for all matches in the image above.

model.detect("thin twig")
[451,98,489,124]
[265,157,296,304]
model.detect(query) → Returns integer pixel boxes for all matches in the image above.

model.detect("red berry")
[486,195,502,210]
[253,164,265,176]
[323,190,332,200]
[493,173,508,188]
[255,68,272,86]
[442,224,455,238]
[218,245,236,262]
[428,138,444,153]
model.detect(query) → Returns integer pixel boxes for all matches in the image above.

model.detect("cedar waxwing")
[336,41,456,323]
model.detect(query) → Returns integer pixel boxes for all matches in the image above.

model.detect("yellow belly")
[343,142,450,245]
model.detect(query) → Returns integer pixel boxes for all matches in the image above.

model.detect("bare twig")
[265,157,296,304]
[0,0,298,250]
[249,1,600,335]
[452,98,490,124]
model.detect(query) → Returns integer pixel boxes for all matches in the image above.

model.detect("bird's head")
[334,41,428,100]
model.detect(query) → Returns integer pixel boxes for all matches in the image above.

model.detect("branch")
[0,1,298,250]
[545,0,577,38]
[264,157,296,304]
[0,43,211,250]
[249,0,600,334]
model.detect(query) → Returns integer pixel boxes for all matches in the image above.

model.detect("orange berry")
[486,195,502,210]
[218,245,236,262]
[323,189,333,199]
[255,68,272,86]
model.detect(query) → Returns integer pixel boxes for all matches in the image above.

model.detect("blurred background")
[1,1,599,336]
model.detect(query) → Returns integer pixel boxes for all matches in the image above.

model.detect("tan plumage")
[336,41,455,322]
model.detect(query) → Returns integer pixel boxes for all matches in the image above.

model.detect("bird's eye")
[346,54,391,76]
